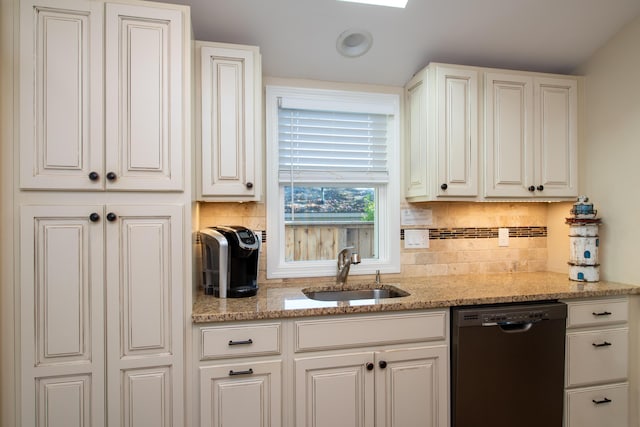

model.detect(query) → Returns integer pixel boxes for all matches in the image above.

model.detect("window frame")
[265,85,401,279]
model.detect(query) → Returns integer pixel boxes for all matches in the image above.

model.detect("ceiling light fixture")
[336,29,373,58]
[337,0,408,8]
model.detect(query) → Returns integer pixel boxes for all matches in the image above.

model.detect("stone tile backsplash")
[198,201,549,283]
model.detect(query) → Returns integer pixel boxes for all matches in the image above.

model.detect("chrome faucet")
[336,247,361,285]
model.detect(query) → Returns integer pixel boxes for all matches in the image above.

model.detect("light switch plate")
[498,228,509,247]
[404,229,429,249]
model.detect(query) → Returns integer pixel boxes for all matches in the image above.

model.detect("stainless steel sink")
[302,285,409,302]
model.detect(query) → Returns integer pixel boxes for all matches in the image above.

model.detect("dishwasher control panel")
[454,301,567,327]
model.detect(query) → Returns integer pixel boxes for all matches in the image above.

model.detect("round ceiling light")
[336,29,373,58]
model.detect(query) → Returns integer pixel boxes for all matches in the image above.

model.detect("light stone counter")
[192,271,640,323]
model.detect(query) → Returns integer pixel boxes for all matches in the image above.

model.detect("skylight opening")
[338,0,408,8]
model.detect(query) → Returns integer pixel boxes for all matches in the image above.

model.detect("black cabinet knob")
[106,212,117,222]
[536,185,544,191]
[379,360,387,369]
[88,171,100,181]
[440,183,448,190]
[106,172,117,181]
[89,213,100,222]
[246,182,254,189]
[528,186,535,192]
[366,362,374,371]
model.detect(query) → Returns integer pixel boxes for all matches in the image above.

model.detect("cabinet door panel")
[295,353,374,427]
[200,361,282,427]
[20,0,103,190]
[106,204,184,426]
[20,205,104,426]
[535,77,577,197]
[36,374,92,427]
[121,367,173,427]
[405,79,429,199]
[484,73,534,197]
[436,67,478,196]
[199,44,259,199]
[105,4,183,191]
[375,346,448,427]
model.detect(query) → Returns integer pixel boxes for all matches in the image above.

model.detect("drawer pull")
[592,341,612,348]
[592,397,612,405]
[228,339,253,346]
[229,369,254,376]
[592,311,612,316]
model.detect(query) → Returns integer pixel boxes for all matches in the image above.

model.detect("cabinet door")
[105,3,184,191]
[198,43,260,200]
[20,205,105,427]
[534,77,578,198]
[484,73,534,197]
[295,353,374,427]
[435,66,478,197]
[405,77,430,199]
[375,346,448,427]
[105,204,184,427]
[19,0,104,190]
[200,360,282,427]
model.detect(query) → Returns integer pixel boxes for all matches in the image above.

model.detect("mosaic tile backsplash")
[198,201,550,283]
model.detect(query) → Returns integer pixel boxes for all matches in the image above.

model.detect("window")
[266,85,400,279]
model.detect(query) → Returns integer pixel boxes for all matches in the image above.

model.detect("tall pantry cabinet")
[17,0,192,426]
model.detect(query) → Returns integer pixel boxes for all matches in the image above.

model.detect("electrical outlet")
[404,229,430,249]
[498,228,509,247]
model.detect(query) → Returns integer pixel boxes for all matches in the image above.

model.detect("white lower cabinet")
[200,360,282,427]
[195,310,449,427]
[21,204,184,427]
[563,297,629,427]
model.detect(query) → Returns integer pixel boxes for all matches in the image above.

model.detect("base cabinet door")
[565,383,628,427]
[105,204,184,427]
[295,353,374,427]
[20,205,105,427]
[200,360,282,427]
[375,346,448,427]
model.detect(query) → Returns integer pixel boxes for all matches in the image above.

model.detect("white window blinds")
[278,107,390,183]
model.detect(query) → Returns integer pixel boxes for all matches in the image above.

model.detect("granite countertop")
[192,271,640,323]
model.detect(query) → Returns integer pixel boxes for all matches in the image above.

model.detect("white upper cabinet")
[534,77,578,198]
[196,41,262,201]
[104,3,184,191]
[405,64,479,201]
[19,0,104,191]
[405,62,579,201]
[485,73,578,198]
[20,0,184,191]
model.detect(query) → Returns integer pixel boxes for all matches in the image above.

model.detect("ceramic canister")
[569,236,599,265]
[568,264,600,282]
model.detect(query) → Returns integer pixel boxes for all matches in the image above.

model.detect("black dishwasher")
[451,301,567,427]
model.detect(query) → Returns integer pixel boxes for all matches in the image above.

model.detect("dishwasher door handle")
[482,320,540,333]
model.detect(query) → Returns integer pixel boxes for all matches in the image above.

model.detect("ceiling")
[161,0,640,87]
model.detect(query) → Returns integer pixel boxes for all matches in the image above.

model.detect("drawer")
[295,311,447,352]
[566,327,628,387]
[200,323,281,360]
[565,383,628,427]
[566,298,628,329]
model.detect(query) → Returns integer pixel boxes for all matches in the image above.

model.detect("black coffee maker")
[199,225,260,298]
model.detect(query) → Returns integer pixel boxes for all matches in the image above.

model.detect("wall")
[198,201,550,284]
